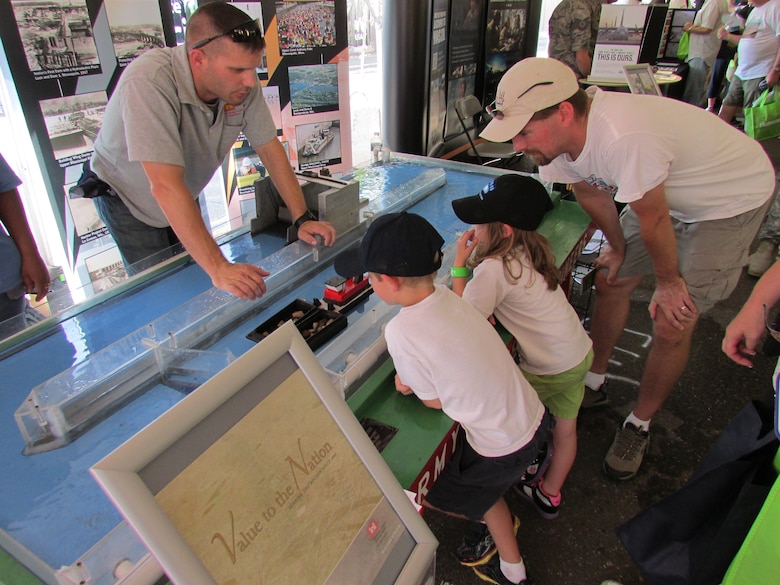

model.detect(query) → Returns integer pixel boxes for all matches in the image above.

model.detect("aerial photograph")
[289,63,339,115]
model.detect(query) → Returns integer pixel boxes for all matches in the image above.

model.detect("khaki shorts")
[616,200,771,314]
[722,75,765,108]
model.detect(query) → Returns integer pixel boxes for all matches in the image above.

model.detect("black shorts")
[424,410,553,521]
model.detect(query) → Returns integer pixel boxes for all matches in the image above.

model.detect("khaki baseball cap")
[480,58,580,143]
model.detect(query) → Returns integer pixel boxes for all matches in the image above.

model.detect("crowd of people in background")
[277,1,336,50]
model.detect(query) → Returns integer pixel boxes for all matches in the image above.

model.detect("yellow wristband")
[451,266,470,278]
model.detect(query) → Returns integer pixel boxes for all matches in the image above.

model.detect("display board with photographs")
[443,0,484,140]
[426,0,450,156]
[0,0,351,299]
[662,8,696,61]
[483,0,528,107]
[261,0,350,174]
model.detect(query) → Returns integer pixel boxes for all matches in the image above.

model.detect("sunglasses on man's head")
[486,80,556,120]
[191,19,262,50]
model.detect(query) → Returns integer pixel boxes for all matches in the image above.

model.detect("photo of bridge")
[105,0,165,67]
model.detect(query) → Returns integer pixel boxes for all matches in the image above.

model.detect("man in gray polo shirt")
[89,2,335,300]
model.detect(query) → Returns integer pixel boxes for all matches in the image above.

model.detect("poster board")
[91,322,437,585]
[425,0,450,156]
[589,5,649,83]
[482,0,529,107]
[661,8,697,62]
[443,0,484,140]
[0,0,352,289]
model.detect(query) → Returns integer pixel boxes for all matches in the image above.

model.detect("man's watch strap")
[293,210,317,230]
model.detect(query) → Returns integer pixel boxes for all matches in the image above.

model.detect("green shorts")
[616,201,771,314]
[521,349,594,420]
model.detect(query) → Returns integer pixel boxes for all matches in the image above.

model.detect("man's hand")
[593,242,625,284]
[722,259,780,367]
[394,374,414,395]
[722,304,763,367]
[210,261,270,300]
[297,220,336,246]
[767,68,780,88]
[21,255,50,302]
[649,276,697,330]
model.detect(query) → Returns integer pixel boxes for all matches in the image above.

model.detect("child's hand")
[394,374,414,395]
[455,228,478,266]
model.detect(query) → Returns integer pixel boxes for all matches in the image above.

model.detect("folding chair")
[454,95,518,166]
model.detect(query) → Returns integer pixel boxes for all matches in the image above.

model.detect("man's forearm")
[575,49,591,78]
[629,184,680,284]
[639,213,681,284]
[571,182,625,252]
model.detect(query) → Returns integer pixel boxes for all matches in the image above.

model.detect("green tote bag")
[745,88,780,141]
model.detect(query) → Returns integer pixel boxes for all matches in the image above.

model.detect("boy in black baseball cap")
[335,211,551,585]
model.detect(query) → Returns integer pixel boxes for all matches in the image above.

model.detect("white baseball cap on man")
[480,58,580,143]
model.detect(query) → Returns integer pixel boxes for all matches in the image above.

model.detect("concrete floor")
[424,137,780,585]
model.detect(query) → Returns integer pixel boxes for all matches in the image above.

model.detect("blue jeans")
[93,194,182,276]
[683,57,709,107]
[0,290,27,336]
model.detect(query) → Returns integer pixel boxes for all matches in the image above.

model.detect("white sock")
[499,557,527,584]
[624,412,651,432]
[584,371,606,390]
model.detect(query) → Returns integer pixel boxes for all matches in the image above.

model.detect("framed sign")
[91,321,437,585]
[622,64,662,96]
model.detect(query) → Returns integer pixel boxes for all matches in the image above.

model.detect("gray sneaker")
[580,382,610,409]
[748,240,777,277]
[603,423,649,480]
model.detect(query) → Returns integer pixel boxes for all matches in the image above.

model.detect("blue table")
[0,157,591,585]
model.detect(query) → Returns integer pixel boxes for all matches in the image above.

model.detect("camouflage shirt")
[548,0,605,78]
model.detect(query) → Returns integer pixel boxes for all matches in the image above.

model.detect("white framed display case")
[91,321,437,585]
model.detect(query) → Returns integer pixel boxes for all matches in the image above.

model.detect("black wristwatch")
[293,210,317,230]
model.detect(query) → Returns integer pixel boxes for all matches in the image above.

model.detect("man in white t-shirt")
[682,0,732,106]
[718,0,780,123]
[479,57,774,480]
